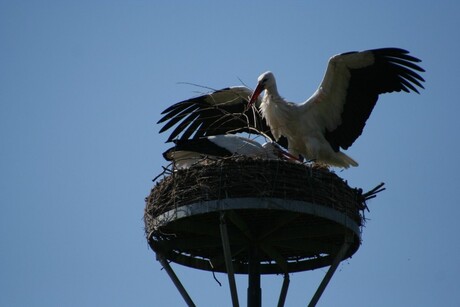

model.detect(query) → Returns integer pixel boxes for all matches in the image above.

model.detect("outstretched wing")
[158,86,288,147]
[305,48,425,151]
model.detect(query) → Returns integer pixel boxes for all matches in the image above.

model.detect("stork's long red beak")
[280,150,303,163]
[247,83,264,108]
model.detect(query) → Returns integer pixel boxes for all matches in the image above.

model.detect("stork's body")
[253,72,358,167]
[163,134,296,169]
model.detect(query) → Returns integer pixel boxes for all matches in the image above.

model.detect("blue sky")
[1,1,459,306]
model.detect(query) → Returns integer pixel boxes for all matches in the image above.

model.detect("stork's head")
[248,71,276,107]
[261,141,283,159]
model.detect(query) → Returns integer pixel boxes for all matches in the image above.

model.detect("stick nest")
[145,157,383,235]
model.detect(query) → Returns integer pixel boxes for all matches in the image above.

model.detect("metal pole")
[156,253,196,307]
[220,212,240,307]
[308,235,353,307]
[277,273,290,307]
[247,244,261,307]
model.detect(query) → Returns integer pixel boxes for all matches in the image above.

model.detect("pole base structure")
[147,198,361,306]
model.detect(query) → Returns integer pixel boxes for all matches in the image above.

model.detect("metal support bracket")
[156,253,196,307]
[277,273,290,307]
[308,233,354,307]
[220,212,240,307]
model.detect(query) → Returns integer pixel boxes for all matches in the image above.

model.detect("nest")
[145,157,382,233]
[144,157,384,273]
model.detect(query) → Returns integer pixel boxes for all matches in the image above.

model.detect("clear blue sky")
[1,1,459,306]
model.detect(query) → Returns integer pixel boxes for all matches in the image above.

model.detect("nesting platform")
[145,157,376,275]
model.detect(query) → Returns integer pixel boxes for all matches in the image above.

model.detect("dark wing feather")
[162,138,233,161]
[158,86,289,148]
[325,48,425,151]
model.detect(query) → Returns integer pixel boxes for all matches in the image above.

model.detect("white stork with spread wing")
[158,48,425,168]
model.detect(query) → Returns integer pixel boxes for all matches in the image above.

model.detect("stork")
[163,134,298,170]
[158,48,424,168]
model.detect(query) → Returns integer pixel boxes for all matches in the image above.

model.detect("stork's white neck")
[264,83,280,101]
